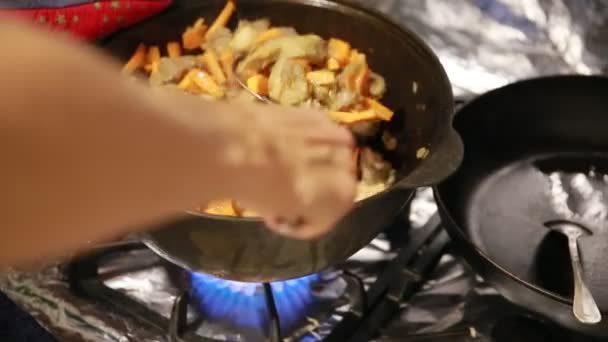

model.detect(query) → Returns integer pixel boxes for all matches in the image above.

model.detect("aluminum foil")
[1,0,608,341]
[370,0,608,96]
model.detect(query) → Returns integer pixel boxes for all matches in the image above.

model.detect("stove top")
[0,189,603,341]
[1,0,608,341]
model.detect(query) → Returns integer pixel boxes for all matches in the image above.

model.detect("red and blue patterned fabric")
[0,0,173,40]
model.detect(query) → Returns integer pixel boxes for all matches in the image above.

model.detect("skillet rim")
[433,74,608,310]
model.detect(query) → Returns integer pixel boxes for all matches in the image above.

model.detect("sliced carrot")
[348,49,370,95]
[200,50,226,85]
[187,68,225,98]
[306,70,336,85]
[232,200,245,216]
[204,199,237,216]
[327,57,341,71]
[176,74,201,94]
[329,109,379,125]
[246,74,269,96]
[219,51,236,83]
[143,45,161,74]
[182,18,207,50]
[122,43,146,74]
[355,65,370,95]
[205,0,236,41]
[349,49,366,64]
[146,45,161,64]
[253,27,285,45]
[365,97,394,120]
[167,41,182,58]
[328,38,351,65]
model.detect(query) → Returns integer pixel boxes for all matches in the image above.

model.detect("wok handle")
[396,126,464,188]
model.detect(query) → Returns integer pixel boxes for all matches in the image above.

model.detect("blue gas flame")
[190,272,320,331]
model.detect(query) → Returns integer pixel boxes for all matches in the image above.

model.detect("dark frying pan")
[435,75,608,337]
[99,0,462,282]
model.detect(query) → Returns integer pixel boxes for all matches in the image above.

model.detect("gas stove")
[65,190,449,342]
[0,189,603,341]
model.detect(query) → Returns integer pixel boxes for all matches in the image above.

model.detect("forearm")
[0,20,242,265]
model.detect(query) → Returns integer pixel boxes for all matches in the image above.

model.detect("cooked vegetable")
[236,34,326,76]
[329,109,377,125]
[328,38,351,66]
[306,70,336,86]
[122,43,146,74]
[269,57,310,105]
[203,199,237,216]
[365,97,393,121]
[254,27,296,46]
[246,74,269,96]
[200,50,226,85]
[183,69,225,98]
[369,72,386,98]
[205,0,236,41]
[125,2,397,217]
[144,45,161,75]
[150,56,199,86]
[230,19,270,52]
[167,41,182,58]
[182,18,207,50]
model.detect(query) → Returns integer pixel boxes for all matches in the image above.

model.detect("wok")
[100,0,461,282]
[435,75,608,336]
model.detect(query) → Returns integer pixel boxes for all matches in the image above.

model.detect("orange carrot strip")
[204,199,237,216]
[167,41,182,58]
[122,43,146,74]
[328,38,351,65]
[182,18,207,50]
[200,50,227,84]
[329,109,379,125]
[246,74,269,96]
[219,51,236,82]
[205,0,236,41]
[253,27,284,45]
[365,98,394,121]
[189,69,225,98]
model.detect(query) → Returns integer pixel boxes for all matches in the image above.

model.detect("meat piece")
[268,57,310,105]
[350,121,380,137]
[229,19,270,52]
[356,147,395,200]
[149,56,199,86]
[202,27,233,55]
[329,88,359,111]
[299,98,324,110]
[311,83,336,106]
[236,34,327,76]
[369,72,386,98]
[359,148,393,183]
[382,131,398,150]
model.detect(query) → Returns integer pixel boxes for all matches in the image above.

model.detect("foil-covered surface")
[1,0,607,341]
[371,0,608,97]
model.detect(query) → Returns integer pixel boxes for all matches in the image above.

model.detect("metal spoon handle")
[566,233,602,324]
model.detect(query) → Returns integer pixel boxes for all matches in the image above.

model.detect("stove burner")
[190,272,320,331]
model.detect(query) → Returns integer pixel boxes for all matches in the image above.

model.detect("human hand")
[221,101,357,239]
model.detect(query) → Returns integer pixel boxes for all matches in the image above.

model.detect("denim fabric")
[0,0,95,9]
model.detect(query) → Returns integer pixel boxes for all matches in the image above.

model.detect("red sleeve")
[0,0,173,40]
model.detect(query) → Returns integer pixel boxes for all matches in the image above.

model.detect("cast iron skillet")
[435,75,608,337]
[100,0,461,282]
